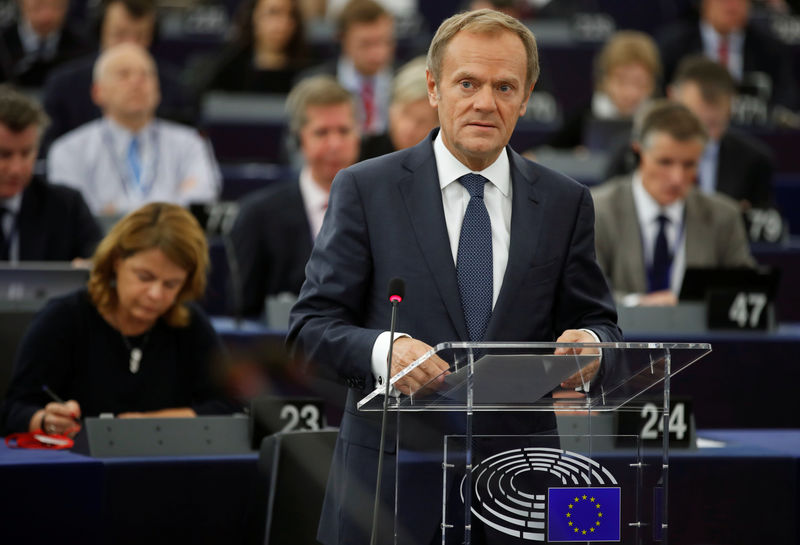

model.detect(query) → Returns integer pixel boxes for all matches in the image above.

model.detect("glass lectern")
[358,342,711,545]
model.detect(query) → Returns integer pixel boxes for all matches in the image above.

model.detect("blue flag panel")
[547,487,621,542]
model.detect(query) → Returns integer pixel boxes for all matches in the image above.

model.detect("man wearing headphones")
[229,75,360,318]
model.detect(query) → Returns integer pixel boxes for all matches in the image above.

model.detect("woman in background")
[194,0,310,95]
[1,202,234,436]
[547,30,661,150]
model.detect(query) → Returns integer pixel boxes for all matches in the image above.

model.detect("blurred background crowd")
[2,0,800,426]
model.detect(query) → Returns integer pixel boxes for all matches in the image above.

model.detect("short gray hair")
[286,75,356,136]
[633,99,708,149]
[427,9,539,89]
[0,85,49,133]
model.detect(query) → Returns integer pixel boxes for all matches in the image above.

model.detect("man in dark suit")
[288,9,621,545]
[656,0,797,114]
[0,87,100,261]
[297,0,395,136]
[0,0,90,86]
[606,55,775,210]
[40,0,194,152]
[669,54,773,209]
[230,75,360,318]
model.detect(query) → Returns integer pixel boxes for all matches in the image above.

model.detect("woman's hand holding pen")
[35,385,82,437]
[41,400,82,436]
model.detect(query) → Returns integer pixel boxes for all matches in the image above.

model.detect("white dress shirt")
[632,173,687,293]
[370,133,599,389]
[337,56,392,135]
[18,19,59,60]
[47,117,221,216]
[701,22,745,81]
[298,166,330,240]
[698,139,720,195]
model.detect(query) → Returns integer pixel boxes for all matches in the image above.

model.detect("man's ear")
[519,83,535,116]
[91,82,104,108]
[426,69,438,108]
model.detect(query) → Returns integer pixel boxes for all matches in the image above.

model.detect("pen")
[42,384,65,404]
[42,385,78,420]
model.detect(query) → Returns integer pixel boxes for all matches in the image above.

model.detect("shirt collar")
[632,171,685,227]
[0,191,24,214]
[700,21,744,53]
[703,139,720,158]
[338,56,391,89]
[103,117,153,153]
[433,131,510,197]
[298,166,330,211]
[18,18,59,56]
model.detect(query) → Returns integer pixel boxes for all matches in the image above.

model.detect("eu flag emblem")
[547,487,621,542]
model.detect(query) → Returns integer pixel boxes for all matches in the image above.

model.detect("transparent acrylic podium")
[358,342,711,545]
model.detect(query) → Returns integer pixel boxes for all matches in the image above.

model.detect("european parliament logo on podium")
[358,341,711,544]
[547,487,622,542]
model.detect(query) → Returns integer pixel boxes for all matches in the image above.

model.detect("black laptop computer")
[0,262,89,310]
[678,266,780,301]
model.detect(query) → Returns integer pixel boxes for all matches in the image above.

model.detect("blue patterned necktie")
[648,214,671,292]
[127,136,142,193]
[457,173,493,341]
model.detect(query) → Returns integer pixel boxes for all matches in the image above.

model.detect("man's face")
[19,0,68,37]
[341,15,395,76]
[427,30,532,171]
[702,0,750,34]
[639,131,705,207]
[671,81,731,141]
[101,2,156,49]
[602,62,654,117]
[388,97,438,151]
[0,123,38,199]
[300,102,360,187]
[94,47,161,122]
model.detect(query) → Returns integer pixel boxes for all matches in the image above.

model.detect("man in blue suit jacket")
[288,9,621,545]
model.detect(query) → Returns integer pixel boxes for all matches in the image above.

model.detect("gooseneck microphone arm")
[370,277,405,545]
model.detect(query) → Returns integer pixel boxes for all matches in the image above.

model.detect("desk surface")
[2,430,798,545]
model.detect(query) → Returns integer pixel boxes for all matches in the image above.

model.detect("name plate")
[707,289,771,330]
[617,398,694,448]
[249,397,326,449]
[72,416,253,457]
[744,208,785,244]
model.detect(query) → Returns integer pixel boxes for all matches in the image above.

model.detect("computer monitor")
[678,266,780,301]
[0,262,89,311]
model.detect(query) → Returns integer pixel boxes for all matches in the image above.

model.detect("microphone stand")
[370,295,401,545]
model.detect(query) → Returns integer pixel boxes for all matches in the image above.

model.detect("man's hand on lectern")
[555,329,601,389]
[390,337,450,396]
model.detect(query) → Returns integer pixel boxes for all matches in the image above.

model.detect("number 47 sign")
[707,290,770,330]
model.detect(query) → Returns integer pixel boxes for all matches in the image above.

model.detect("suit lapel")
[715,134,737,197]
[398,136,469,341]
[616,180,648,294]
[485,150,542,340]
[16,179,45,261]
[684,190,713,266]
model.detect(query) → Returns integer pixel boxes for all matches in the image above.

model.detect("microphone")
[370,277,405,545]
[388,277,405,305]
